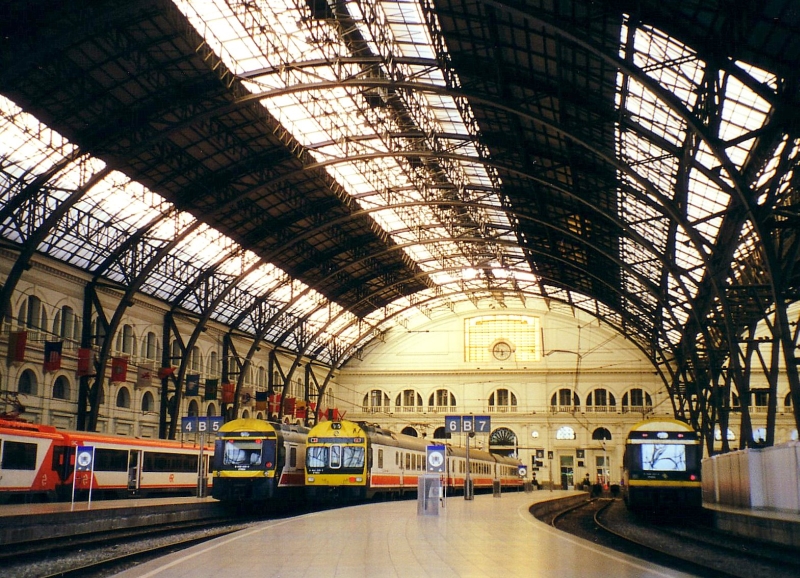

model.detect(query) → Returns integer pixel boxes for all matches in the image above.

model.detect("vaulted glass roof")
[0,0,797,382]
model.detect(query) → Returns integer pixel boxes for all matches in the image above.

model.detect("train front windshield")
[641,443,686,471]
[306,445,365,474]
[220,439,272,470]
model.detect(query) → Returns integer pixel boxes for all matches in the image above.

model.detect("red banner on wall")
[157,366,175,379]
[7,330,27,364]
[76,347,94,376]
[267,393,281,414]
[221,382,235,404]
[43,341,63,372]
[111,357,128,382]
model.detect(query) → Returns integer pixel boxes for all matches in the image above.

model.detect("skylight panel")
[175,0,529,307]
[673,228,705,288]
[624,77,686,148]
[0,96,79,181]
[631,26,703,109]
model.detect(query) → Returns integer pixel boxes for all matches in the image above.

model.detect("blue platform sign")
[427,444,446,473]
[75,445,94,472]
[445,415,462,433]
[445,415,491,433]
[474,415,491,432]
[182,416,224,434]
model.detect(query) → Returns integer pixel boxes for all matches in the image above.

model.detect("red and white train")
[0,419,212,503]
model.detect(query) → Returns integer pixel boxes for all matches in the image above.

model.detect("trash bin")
[464,478,474,500]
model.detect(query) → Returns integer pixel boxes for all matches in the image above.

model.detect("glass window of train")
[405,453,411,470]
[289,446,297,468]
[343,446,365,468]
[306,446,327,469]
[378,449,384,469]
[330,445,342,468]
[1,441,37,470]
[95,448,128,472]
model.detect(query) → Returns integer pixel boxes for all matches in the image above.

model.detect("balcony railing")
[488,405,517,413]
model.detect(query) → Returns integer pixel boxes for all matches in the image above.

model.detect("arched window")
[188,399,199,417]
[18,295,46,331]
[591,427,612,440]
[242,409,250,419]
[54,305,80,341]
[258,366,267,387]
[556,426,576,440]
[116,387,131,408]
[116,324,135,355]
[93,317,106,346]
[753,427,767,444]
[622,388,652,413]
[713,427,735,441]
[141,332,159,360]
[53,375,70,400]
[428,389,456,411]
[753,390,769,412]
[490,427,517,457]
[18,369,37,395]
[490,427,517,446]
[189,346,201,372]
[550,388,579,412]
[401,426,418,437]
[142,391,155,413]
[433,426,450,439]
[208,351,219,376]
[785,392,793,409]
[363,389,390,412]
[395,389,423,412]
[586,389,615,412]
[170,340,182,367]
[206,403,217,417]
[488,388,517,412]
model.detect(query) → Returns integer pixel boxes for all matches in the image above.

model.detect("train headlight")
[307,476,315,482]
[356,477,363,483]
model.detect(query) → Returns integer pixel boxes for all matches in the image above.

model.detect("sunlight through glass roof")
[175,0,529,300]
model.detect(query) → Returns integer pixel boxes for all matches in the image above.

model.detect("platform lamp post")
[465,430,475,500]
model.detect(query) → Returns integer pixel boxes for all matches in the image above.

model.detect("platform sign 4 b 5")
[181,416,224,434]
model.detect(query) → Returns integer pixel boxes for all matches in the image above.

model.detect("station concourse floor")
[113,490,697,578]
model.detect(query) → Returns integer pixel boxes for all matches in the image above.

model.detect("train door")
[127,450,140,493]
[559,455,574,489]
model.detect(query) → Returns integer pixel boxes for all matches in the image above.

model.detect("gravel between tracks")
[548,498,800,578]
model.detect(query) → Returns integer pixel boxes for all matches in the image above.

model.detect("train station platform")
[112,490,697,578]
[703,501,800,549]
[0,496,226,545]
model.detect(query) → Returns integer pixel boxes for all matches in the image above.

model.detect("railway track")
[2,516,259,578]
[548,498,800,578]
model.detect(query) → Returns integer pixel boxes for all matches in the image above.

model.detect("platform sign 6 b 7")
[445,415,491,433]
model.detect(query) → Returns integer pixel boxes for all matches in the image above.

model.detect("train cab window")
[221,440,263,469]
[343,446,365,468]
[306,446,328,469]
[330,445,342,468]
[378,449,384,469]
[1,440,37,470]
